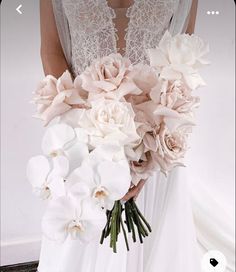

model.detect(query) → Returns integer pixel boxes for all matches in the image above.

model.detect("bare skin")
[40,0,198,201]
[40,0,69,78]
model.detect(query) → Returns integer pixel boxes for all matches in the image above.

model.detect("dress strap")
[169,0,192,35]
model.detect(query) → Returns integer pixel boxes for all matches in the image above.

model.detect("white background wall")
[1,0,235,266]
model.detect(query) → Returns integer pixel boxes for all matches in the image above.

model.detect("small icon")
[207,11,220,15]
[16,4,23,14]
[202,250,227,272]
[210,258,219,267]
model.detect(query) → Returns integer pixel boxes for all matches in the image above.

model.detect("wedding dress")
[37,1,222,271]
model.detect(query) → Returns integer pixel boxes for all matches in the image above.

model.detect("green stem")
[131,199,152,232]
[120,215,130,251]
[124,204,131,232]
[125,201,137,242]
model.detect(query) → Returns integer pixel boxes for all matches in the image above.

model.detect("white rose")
[78,98,140,148]
[148,31,209,90]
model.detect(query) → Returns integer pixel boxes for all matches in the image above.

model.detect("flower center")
[40,186,51,200]
[165,135,181,152]
[49,149,65,157]
[68,219,85,236]
[93,187,109,200]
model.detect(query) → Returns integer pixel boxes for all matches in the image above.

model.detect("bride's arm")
[40,0,69,78]
[186,0,198,34]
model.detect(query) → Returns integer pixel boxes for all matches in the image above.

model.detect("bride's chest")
[62,0,179,34]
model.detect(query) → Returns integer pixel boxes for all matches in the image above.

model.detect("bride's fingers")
[121,186,138,201]
[122,179,146,201]
[133,179,146,201]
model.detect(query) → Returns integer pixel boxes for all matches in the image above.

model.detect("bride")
[38,0,201,271]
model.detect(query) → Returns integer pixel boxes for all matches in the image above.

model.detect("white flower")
[66,145,131,210]
[148,31,209,90]
[77,98,140,149]
[26,155,69,199]
[42,196,106,243]
[42,123,89,172]
[58,108,86,128]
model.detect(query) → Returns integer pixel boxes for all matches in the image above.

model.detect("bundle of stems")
[100,198,152,253]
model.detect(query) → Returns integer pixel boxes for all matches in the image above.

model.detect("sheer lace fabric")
[62,0,178,75]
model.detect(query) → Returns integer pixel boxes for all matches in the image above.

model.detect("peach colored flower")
[130,150,157,185]
[33,71,85,126]
[152,123,190,175]
[79,53,142,101]
[125,64,158,106]
[150,79,200,114]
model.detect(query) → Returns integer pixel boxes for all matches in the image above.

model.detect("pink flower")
[79,53,142,101]
[125,64,157,105]
[150,79,200,113]
[33,71,85,125]
[152,123,190,175]
[130,150,157,185]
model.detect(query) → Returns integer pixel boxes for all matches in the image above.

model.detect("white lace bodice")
[61,0,179,75]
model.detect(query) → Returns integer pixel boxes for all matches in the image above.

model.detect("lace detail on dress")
[62,0,118,75]
[125,0,178,64]
[62,0,178,75]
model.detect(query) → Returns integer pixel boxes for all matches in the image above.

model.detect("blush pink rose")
[150,79,200,114]
[33,71,85,125]
[152,123,189,175]
[79,53,142,101]
[130,150,156,185]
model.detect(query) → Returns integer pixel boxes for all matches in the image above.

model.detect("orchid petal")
[97,161,131,200]
[42,123,75,156]
[80,199,106,222]
[51,155,69,177]
[68,163,95,188]
[42,197,76,242]
[66,142,89,172]
[26,155,50,188]
[47,175,66,198]
[59,108,86,128]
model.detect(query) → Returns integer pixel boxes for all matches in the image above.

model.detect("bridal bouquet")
[27,31,209,252]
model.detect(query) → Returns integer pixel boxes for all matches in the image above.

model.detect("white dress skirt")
[38,167,201,272]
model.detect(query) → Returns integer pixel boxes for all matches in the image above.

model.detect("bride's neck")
[107,0,134,9]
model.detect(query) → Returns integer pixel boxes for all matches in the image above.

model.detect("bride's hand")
[122,179,146,202]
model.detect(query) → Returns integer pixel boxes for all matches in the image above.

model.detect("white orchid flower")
[26,155,69,200]
[42,123,89,173]
[42,196,106,243]
[66,145,131,210]
[27,123,89,199]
